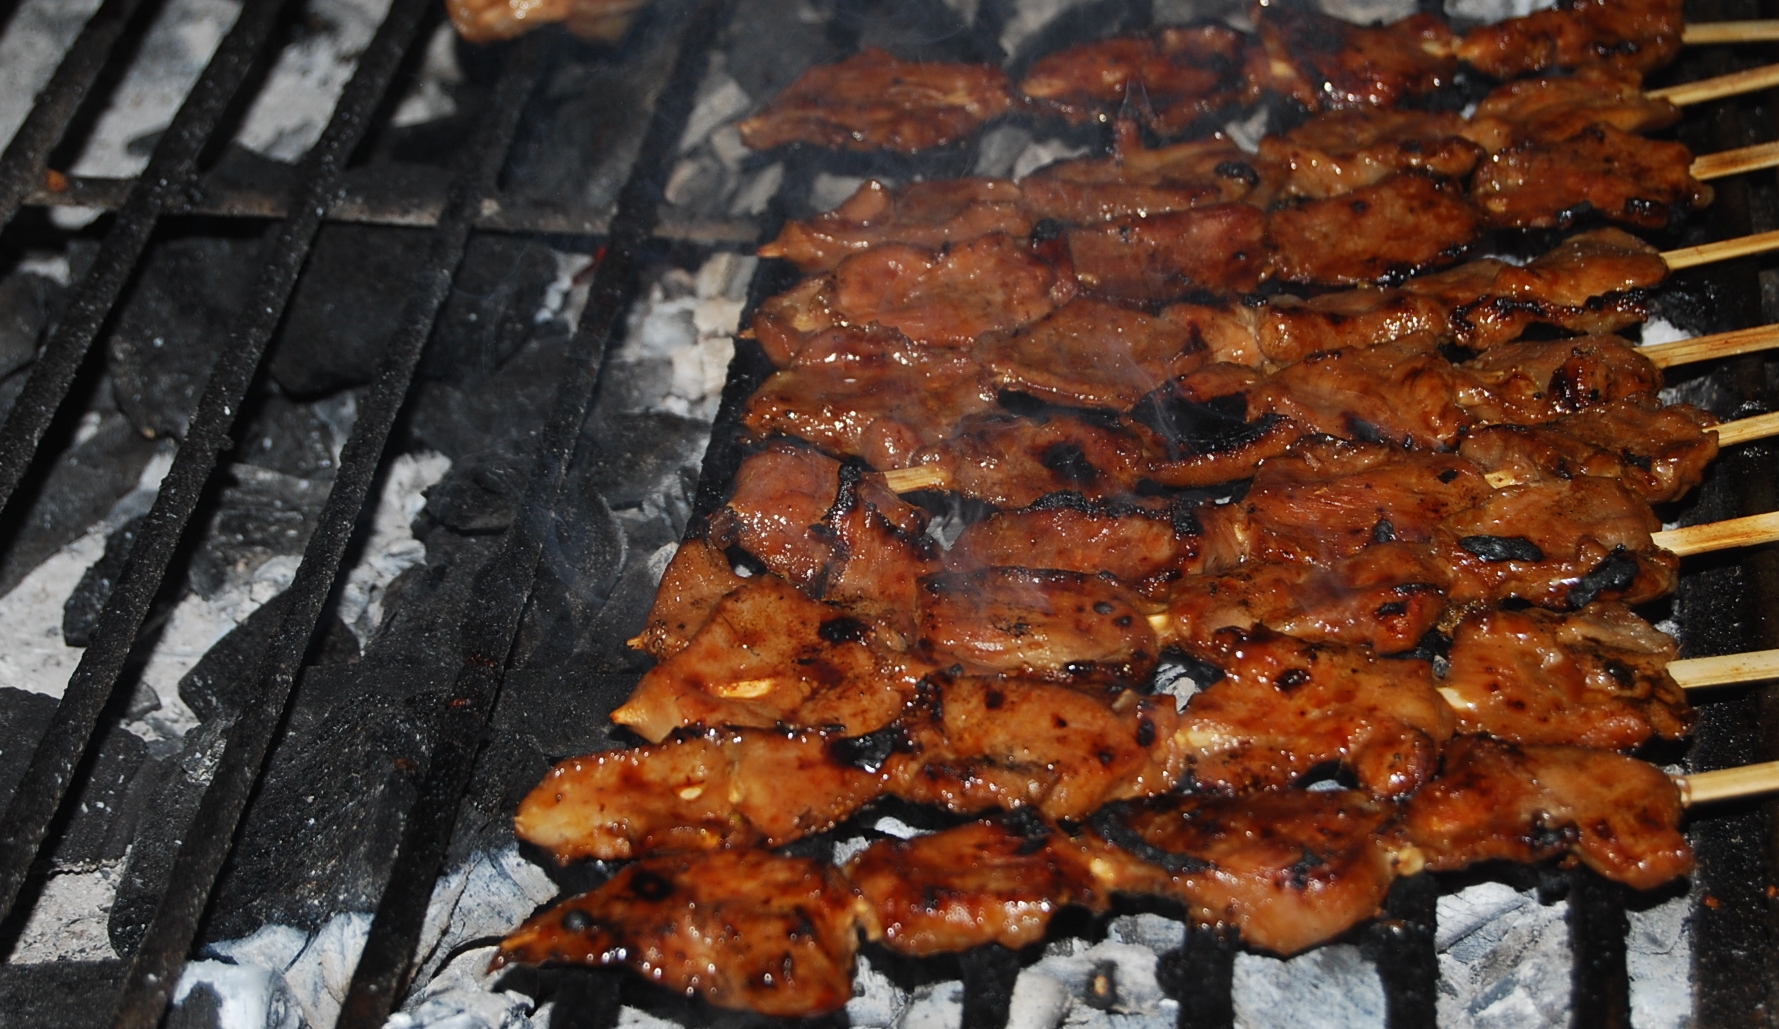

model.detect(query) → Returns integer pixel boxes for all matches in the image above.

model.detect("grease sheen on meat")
[738,48,1013,153]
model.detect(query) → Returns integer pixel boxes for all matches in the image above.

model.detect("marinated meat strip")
[1467,66,1680,147]
[1455,0,1684,79]
[1459,395,1719,503]
[447,0,645,42]
[1017,25,1259,133]
[758,179,1034,273]
[1438,603,1691,748]
[1405,736,1693,890]
[632,536,748,660]
[1176,627,1456,797]
[1094,789,1414,954]
[949,495,1203,589]
[1162,542,1452,655]
[1065,203,1273,299]
[1020,127,1283,218]
[1253,1,1458,111]
[1471,123,1711,230]
[829,234,1072,346]
[850,813,1140,955]
[1463,333,1664,417]
[515,727,890,860]
[612,576,931,742]
[977,298,1217,409]
[1267,174,1479,286]
[918,568,1161,683]
[737,48,1013,153]
[907,410,1159,507]
[1258,109,1483,200]
[742,326,996,469]
[495,849,863,1017]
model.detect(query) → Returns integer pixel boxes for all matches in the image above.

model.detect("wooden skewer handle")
[1652,509,1779,556]
[1670,648,1779,689]
[1693,139,1779,180]
[1663,227,1779,270]
[1648,62,1779,106]
[1683,20,1779,44]
[1677,759,1779,805]
[1641,323,1779,367]
[1712,409,1779,446]
[881,466,951,493]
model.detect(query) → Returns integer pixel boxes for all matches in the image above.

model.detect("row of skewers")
[492,1,1779,1018]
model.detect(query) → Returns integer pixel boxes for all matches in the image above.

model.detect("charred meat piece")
[1253,1,1458,111]
[849,814,1137,955]
[743,327,996,469]
[710,444,938,634]
[1267,174,1479,286]
[949,495,1203,589]
[1463,333,1663,418]
[1018,25,1258,132]
[1438,603,1691,749]
[978,297,1214,410]
[830,234,1071,346]
[1204,436,1492,568]
[1022,127,1284,217]
[759,179,1034,273]
[1440,476,1676,609]
[447,0,645,42]
[918,568,1162,684]
[1066,203,1273,299]
[1405,736,1692,890]
[1471,123,1711,230]
[1456,0,1684,79]
[910,411,1157,508]
[1259,108,1483,200]
[900,674,1183,819]
[1095,789,1415,954]
[496,850,862,1017]
[1467,65,1681,148]
[1459,395,1719,503]
[613,576,930,741]
[1253,288,1455,367]
[1176,627,1456,798]
[515,728,889,861]
[1163,542,1452,655]
[632,536,749,660]
[738,48,1013,153]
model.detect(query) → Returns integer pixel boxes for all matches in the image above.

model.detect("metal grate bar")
[0,0,158,234]
[1568,870,1631,1029]
[0,0,300,522]
[0,0,304,931]
[97,3,446,1026]
[1174,926,1236,1029]
[1370,873,1438,1028]
[336,1,730,1021]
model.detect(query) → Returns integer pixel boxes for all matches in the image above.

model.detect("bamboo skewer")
[1677,760,1779,804]
[1647,62,1779,106]
[1682,20,1779,45]
[1661,227,1779,269]
[1651,509,1779,556]
[1669,648,1779,689]
[1641,322,1779,366]
[1692,139,1779,180]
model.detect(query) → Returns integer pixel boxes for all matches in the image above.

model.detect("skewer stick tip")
[1678,759,1779,806]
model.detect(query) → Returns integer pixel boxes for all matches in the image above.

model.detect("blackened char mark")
[1132,391,1287,458]
[1568,547,1640,609]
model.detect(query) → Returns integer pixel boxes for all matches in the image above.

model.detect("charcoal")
[266,224,430,397]
[185,467,329,600]
[64,514,145,647]
[362,530,507,667]
[421,452,527,534]
[46,719,158,867]
[417,235,561,383]
[164,983,225,1029]
[231,391,343,481]
[580,410,710,510]
[439,726,554,871]
[0,412,160,599]
[0,962,126,1029]
[0,270,62,379]
[723,0,839,107]
[0,687,57,804]
[107,719,228,955]
[407,322,581,461]
[106,235,264,438]
[204,666,441,940]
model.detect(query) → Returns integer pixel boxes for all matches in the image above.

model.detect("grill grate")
[0,0,1770,1025]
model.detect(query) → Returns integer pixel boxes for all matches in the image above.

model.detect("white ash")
[1234,945,1384,1029]
[1011,139,1092,181]
[336,450,453,647]
[10,863,126,963]
[0,0,106,159]
[1000,0,1098,59]
[1627,892,1692,1029]
[1436,881,1572,1029]
[390,21,465,129]
[728,162,784,217]
[811,172,872,213]
[1446,0,1554,24]
[614,252,755,423]
[1008,937,1177,1029]
[1223,107,1270,153]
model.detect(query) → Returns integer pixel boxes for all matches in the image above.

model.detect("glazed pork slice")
[1253,1,1458,111]
[977,297,1218,410]
[949,495,1204,589]
[495,849,863,1017]
[917,567,1162,684]
[1066,203,1273,300]
[1455,0,1683,79]
[1021,129,1283,219]
[907,410,1159,507]
[1438,603,1692,749]
[1405,736,1693,890]
[1467,66,1681,147]
[1175,627,1456,798]
[447,0,645,42]
[831,233,1072,346]
[1462,333,1664,417]
[737,48,1013,153]
[1470,123,1711,230]
[1018,24,1258,132]
[1266,174,1479,286]
[1458,395,1719,503]
[1258,109,1483,200]
[759,179,1034,273]
[1093,789,1415,954]
[631,536,748,660]
[613,575,930,742]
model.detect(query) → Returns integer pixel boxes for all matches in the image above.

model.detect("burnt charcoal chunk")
[186,468,329,599]
[268,224,429,397]
[64,515,145,647]
[580,411,715,512]
[0,687,57,805]
[0,270,62,380]
[422,453,526,534]
[47,721,156,867]
[107,235,263,438]
[230,392,347,481]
